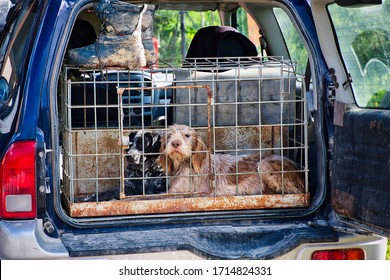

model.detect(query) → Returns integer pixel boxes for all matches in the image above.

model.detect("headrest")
[186,26,258,59]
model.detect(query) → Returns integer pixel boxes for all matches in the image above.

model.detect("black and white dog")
[74,130,166,202]
[124,130,166,195]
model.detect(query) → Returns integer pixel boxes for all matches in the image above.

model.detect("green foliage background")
[387,240,390,260]
[154,9,249,61]
[154,10,220,60]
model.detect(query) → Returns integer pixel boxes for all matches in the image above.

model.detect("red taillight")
[0,141,37,219]
[311,248,365,260]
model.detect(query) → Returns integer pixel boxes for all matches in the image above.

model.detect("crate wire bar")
[60,57,310,217]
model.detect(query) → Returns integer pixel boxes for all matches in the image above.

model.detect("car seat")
[185,26,258,66]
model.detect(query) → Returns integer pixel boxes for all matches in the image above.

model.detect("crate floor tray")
[63,193,310,217]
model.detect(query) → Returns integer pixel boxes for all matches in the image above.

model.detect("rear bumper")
[0,219,387,259]
[0,219,68,259]
[60,233,386,260]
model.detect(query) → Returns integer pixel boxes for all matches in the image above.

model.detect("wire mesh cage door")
[61,58,310,217]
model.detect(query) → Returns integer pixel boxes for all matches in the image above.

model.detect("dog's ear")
[142,132,153,152]
[151,133,161,152]
[128,132,137,146]
[157,134,173,175]
[191,135,207,173]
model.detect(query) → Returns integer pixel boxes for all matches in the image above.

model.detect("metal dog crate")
[60,57,310,217]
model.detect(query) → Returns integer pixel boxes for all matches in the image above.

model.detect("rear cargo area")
[59,57,309,217]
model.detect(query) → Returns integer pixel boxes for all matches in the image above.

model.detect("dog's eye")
[185,134,191,138]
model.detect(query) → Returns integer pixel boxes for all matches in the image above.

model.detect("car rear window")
[327,0,390,108]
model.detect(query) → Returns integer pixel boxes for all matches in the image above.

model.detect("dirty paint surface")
[67,193,310,217]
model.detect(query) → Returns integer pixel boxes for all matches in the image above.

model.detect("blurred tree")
[154,9,220,61]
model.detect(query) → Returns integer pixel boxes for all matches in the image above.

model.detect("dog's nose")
[171,140,181,148]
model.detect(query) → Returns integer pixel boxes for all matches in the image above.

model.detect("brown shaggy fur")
[157,124,304,196]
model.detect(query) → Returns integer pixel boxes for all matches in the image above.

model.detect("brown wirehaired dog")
[157,124,304,196]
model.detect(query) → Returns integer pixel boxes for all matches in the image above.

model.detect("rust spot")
[98,131,120,154]
[370,120,377,130]
[369,120,384,130]
[378,120,383,130]
[67,193,310,217]
[65,130,121,196]
[331,188,356,217]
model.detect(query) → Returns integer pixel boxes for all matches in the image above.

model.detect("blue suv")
[0,0,389,259]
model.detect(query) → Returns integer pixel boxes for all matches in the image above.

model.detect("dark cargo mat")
[61,223,338,259]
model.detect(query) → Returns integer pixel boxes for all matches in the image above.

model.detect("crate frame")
[60,57,310,217]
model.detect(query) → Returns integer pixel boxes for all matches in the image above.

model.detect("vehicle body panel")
[311,0,390,236]
[0,0,388,259]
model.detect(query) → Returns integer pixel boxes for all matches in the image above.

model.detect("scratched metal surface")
[332,109,390,233]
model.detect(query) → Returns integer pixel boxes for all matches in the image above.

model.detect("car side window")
[0,1,38,102]
[328,0,390,109]
[0,0,12,35]
[274,7,308,75]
